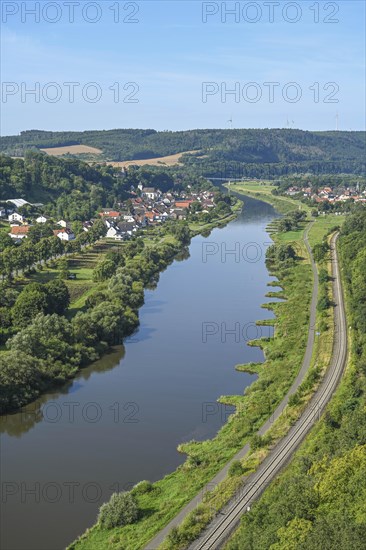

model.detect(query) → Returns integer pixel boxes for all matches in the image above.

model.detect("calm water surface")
[0,196,278,550]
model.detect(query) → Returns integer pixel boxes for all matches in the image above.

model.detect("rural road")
[145,221,322,550]
[189,232,347,549]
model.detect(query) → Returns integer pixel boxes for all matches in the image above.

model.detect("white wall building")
[8,212,24,223]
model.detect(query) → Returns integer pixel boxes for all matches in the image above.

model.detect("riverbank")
[69,190,321,550]
[0,201,242,415]
[152,188,342,549]
[225,203,364,550]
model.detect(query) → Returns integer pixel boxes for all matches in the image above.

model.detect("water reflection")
[0,347,125,437]
[1,196,277,550]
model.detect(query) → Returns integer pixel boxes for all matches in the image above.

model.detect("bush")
[132,480,153,495]
[228,460,244,477]
[318,268,329,284]
[318,319,328,332]
[98,492,139,529]
[167,526,182,545]
[313,241,330,262]
[250,434,265,450]
[288,392,301,407]
[317,295,331,311]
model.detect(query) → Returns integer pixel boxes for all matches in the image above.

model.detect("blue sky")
[1,0,365,134]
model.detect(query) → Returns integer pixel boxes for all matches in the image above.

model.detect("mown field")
[41,145,103,156]
[105,150,199,168]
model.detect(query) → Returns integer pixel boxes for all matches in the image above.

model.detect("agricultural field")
[40,145,103,156]
[105,150,199,168]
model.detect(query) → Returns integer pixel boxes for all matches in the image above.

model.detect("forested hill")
[1,129,365,170]
[0,153,130,220]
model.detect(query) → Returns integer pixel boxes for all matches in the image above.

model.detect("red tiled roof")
[10,225,31,235]
[175,201,193,208]
[99,211,120,218]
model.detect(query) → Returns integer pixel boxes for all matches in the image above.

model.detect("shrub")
[317,295,331,311]
[228,460,244,477]
[98,492,139,529]
[132,480,153,495]
[250,434,265,450]
[318,319,328,332]
[167,526,182,545]
[318,268,329,284]
[288,392,302,407]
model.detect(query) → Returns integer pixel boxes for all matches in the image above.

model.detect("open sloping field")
[40,144,103,156]
[106,150,199,168]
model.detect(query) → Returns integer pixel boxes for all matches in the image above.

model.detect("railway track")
[191,232,347,549]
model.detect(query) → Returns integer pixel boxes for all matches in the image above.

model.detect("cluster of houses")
[100,186,216,241]
[0,199,78,242]
[285,185,366,205]
[1,186,217,244]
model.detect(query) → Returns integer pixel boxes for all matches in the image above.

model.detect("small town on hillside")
[285,184,366,204]
[1,185,217,243]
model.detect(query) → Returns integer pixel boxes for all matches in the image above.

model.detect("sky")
[1,0,365,135]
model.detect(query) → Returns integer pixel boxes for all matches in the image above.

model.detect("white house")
[53,228,75,241]
[57,220,70,228]
[36,216,48,224]
[106,226,119,239]
[104,219,114,229]
[142,187,159,200]
[0,208,6,218]
[122,214,135,223]
[8,212,24,223]
[9,225,31,239]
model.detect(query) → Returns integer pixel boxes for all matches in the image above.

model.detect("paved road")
[145,222,320,550]
[189,232,347,549]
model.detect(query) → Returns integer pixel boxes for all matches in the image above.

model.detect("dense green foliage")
[0,151,127,215]
[0,225,191,413]
[266,243,296,265]
[0,219,106,279]
[277,210,306,232]
[226,208,366,550]
[98,493,139,529]
[1,129,364,177]
[12,280,70,327]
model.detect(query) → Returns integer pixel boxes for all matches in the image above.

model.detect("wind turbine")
[335,112,339,131]
[227,116,233,130]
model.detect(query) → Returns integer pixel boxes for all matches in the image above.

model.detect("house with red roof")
[9,225,31,239]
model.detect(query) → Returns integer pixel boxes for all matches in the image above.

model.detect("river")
[0,196,279,550]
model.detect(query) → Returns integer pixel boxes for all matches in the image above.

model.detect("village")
[0,186,217,243]
[285,184,366,206]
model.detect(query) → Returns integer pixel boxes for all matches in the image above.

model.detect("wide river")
[0,195,279,550]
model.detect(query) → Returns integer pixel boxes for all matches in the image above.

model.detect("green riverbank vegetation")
[0,210,240,414]
[0,152,240,413]
[69,185,332,550]
[225,206,366,550]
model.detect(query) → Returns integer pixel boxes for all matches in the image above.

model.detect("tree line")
[0,219,106,279]
[226,208,366,550]
[1,129,364,174]
[0,223,192,413]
